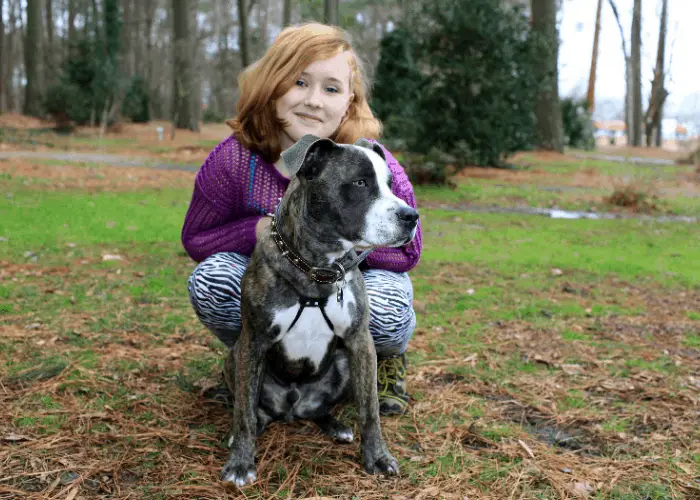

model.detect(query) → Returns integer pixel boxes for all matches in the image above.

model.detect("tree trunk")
[5,0,17,112]
[68,0,76,47]
[237,0,250,67]
[586,0,603,113]
[171,0,199,131]
[258,0,268,57]
[607,0,632,142]
[282,0,292,27]
[630,0,642,146]
[531,0,564,152]
[121,0,133,78]
[144,0,156,119]
[645,0,667,147]
[23,0,42,117]
[324,0,339,26]
[0,0,5,113]
[45,0,54,78]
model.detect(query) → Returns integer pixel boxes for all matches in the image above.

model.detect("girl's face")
[276,51,354,151]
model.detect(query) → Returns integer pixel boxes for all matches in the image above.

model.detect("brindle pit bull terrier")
[220,134,419,487]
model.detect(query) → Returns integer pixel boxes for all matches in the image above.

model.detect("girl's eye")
[325,87,339,93]
[296,80,306,87]
[353,179,367,187]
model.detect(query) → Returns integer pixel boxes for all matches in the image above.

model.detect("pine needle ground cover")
[1,137,698,499]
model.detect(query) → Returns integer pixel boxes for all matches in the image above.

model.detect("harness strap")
[287,296,335,333]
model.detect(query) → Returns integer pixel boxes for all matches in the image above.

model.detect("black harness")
[287,296,335,333]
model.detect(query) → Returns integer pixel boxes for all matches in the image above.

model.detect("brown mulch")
[0,158,195,191]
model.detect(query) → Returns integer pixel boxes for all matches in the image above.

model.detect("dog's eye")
[353,179,367,188]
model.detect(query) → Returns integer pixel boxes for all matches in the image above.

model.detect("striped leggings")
[187,252,416,357]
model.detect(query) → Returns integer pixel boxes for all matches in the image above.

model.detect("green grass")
[422,209,700,287]
[685,334,700,348]
[414,154,700,217]
[1,155,699,498]
[0,187,189,260]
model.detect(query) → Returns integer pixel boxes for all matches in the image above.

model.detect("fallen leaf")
[561,364,585,375]
[65,486,79,500]
[676,463,694,475]
[415,487,440,500]
[572,481,596,498]
[518,439,535,459]
[3,433,31,442]
[102,254,123,261]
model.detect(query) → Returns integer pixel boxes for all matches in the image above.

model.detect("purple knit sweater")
[181,135,422,272]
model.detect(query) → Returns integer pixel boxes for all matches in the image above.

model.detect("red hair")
[227,23,381,163]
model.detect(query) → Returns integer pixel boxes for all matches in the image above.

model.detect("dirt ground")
[1,118,699,499]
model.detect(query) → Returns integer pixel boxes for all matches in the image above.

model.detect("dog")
[220,134,419,487]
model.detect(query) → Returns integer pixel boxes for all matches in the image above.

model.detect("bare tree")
[68,0,77,48]
[256,0,269,58]
[531,0,564,152]
[5,0,18,112]
[645,0,668,147]
[282,0,292,27]
[586,0,603,112]
[0,0,5,113]
[606,0,632,140]
[630,0,643,146]
[237,0,251,67]
[45,0,54,74]
[324,0,339,25]
[24,0,43,116]
[172,0,199,131]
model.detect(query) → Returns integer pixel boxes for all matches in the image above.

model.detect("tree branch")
[606,0,629,58]
[246,0,257,19]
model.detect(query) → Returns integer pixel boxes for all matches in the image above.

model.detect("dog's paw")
[363,447,400,476]
[331,426,354,443]
[220,455,257,488]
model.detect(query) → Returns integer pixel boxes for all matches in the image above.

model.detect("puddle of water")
[550,209,601,220]
[432,203,698,224]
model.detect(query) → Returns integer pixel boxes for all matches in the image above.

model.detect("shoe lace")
[377,356,405,395]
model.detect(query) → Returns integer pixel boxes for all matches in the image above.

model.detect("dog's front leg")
[220,325,267,487]
[346,329,400,476]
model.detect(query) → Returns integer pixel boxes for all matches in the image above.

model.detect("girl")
[182,23,422,416]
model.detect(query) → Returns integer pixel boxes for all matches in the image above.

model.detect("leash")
[270,203,373,304]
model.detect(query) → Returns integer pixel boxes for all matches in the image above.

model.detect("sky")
[558,0,700,122]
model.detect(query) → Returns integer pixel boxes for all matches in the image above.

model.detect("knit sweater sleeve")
[181,136,264,262]
[363,142,423,273]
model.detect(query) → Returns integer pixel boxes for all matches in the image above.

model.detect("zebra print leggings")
[187,252,416,357]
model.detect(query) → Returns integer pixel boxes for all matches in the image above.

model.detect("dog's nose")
[396,206,419,225]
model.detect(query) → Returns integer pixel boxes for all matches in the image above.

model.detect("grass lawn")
[1,135,699,499]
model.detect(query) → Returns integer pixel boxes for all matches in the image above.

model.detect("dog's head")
[281,135,419,250]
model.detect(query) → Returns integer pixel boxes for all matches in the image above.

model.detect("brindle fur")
[221,139,408,486]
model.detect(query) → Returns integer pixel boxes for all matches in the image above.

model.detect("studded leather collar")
[270,207,372,286]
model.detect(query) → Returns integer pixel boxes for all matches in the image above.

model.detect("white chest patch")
[272,287,356,369]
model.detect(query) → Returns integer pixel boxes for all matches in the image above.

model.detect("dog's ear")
[281,134,336,179]
[354,138,386,163]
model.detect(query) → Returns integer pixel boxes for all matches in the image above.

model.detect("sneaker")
[377,353,409,416]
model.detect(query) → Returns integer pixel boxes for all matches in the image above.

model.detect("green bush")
[371,27,423,149]
[122,76,150,123]
[372,0,542,173]
[561,97,595,150]
[203,107,225,124]
[43,34,123,126]
[43,81,93,126]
